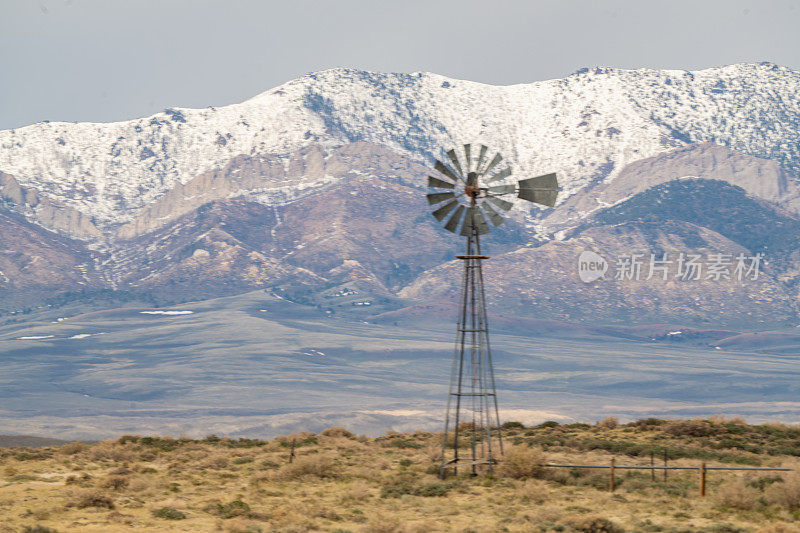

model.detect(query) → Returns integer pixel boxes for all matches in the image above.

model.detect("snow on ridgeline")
[0,63,798,229]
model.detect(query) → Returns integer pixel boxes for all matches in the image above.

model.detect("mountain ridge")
[1,63,799,236]
[2,64,800,326]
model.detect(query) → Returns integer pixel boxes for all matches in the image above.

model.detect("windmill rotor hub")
[426,143,560,236]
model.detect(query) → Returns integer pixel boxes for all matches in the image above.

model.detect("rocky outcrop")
[546,143,800,232]
[0,171,102,240]
[116,142,429,239]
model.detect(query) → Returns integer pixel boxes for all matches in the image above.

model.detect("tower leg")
[440,230,503,478]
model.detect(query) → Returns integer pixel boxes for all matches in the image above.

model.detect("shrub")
[502,421,525,429]
[442,430,473,449]
[88,444,136,462]
[559,515,625,533]
[597,417,619,429]
[275,432,317,447]
[747,475,783,491]
[22,527,59,533]
[117,435,140,444]
[380,478,457,498]
[497,445,547,479]
[206,499,251,518]
[714,479,759,510]
[138,436,181,452]
[424,441,442,464]
[152,506,187,520]
[664,419,717,437]
[66,490,115,509]
[765,473,800,509]
[59,441,87,455]
[515,479,548,504]
[628,418,666,428]
[102,476,129,490]
[321,427,354,438]
[65,472,92,485]
[276,454,337,480]
[709,415,747,425]
[414,481,453,497]
[564,423,592,429]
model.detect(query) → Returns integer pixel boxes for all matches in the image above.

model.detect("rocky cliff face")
[547,143,800,232]
[0,172,102,239]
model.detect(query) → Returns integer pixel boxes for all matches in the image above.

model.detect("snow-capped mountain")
[2,63,800,326]
[1,63,799,236]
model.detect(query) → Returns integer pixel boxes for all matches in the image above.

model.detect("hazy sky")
[2,0,798,130]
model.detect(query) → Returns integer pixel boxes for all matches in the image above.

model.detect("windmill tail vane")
[426,143,559,478]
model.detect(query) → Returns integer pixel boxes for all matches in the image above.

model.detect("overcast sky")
[1,0,798,130]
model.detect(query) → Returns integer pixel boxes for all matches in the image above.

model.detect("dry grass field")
[2,418,800,532]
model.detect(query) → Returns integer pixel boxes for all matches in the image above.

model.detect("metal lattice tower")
[425,144,559,478]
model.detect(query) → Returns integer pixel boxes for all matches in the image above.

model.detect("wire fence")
[543,457,792,496]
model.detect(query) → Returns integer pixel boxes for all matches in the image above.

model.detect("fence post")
[609,457,616,492]
[289,438,296,464]
[650,451,655,482]
[699,462,706,497]
[663,450,668,482]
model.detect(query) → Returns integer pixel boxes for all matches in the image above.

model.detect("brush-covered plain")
[2,418,800,532]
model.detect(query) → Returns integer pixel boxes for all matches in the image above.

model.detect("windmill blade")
[432,199,459,221]
[485,196,513,211]
[473,206,491,235]
[446,149,464,177]
[426,191,455,205]
[476,145,488,174]
[481,201,505,227]
[485,167,512,183]
[459,206,490,236]
[481,153,503,177]
[517,173,559,207]
[487,184,515,195]
[434,159,462,183]
[463,144,472,173]
[444,205,465,233]
[460,206,476,236]
[428,176,455,189]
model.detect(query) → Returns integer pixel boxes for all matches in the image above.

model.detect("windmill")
[426,143,559,478]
